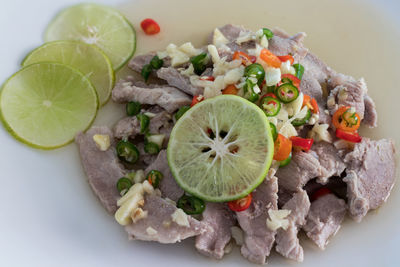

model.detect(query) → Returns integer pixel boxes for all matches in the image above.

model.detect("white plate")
[0,0,399,266]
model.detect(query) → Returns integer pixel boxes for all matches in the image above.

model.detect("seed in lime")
[44,3,136,70]
[22,40,114,106]
[167,95,274,202]
[0,63,98,149]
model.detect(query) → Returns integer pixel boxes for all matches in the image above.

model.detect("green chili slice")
[279,153,292,167]
[342,109,359,126]
[175,106,190,121]
[244,63,265,86]
[190,53,208,75]
[146,170,163,188]
[243,79,260,103]
[116,177,133,195]
[262,28,274,40]
[116,140,140,164]
[150,55,163,69]
[177,194,206,215]
[144,142,160,155]
[136,114,150,133]
[141,64,152,82]
[291,109,312,126]
[270,123,278,141]
[266,85,276,94]
[261,96,281,117]
[292,63,305,80]
[126,101,141,116]
[276,83,299,103]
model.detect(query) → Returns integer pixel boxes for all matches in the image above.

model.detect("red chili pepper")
[335,129,362,143]
[233,51,253,66]
[290,136,314,152]
[191,95,204,107]
[281,74,301,88]
[250,55,257,63]
[311,188,332,202]
[277,55,294,65]
[228,194,252,212]
[200,76,215,81]
[140,18,160,35]
[310,98,319,114]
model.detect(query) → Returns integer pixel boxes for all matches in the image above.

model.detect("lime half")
[22,41,114,106]
[44,3,136,70]
[167,95,274,202]
[0,63,98,149]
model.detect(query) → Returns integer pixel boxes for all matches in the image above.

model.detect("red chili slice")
[191,95,204,107]
[281,74,301,88]
[277,55,294,65]
[335,129,362,143]
[228,194,252,212]
[290,136,314,152]
[200,76,215,81]
[140,18,160,35]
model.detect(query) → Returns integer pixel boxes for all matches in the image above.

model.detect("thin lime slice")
[0,62,98,149]
[44,3,136,70]
[22,40,114,106]
[167,95,274,202]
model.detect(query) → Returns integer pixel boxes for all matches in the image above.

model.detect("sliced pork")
[275,190,310,262]
[343,138,396,222]
[76,126,126,214]
[311,142,346,184]
[112,78,191,113]
[303,194,347,249]
[236,170,278,264]
[125,194,204,243]
[195,203,236,259]
[269,31,308,62]
[276,151,322,191]
[157,67,203,96]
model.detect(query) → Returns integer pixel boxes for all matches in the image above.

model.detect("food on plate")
[75,23,396,264]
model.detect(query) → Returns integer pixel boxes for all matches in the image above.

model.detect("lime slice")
[167,95,274,202]
[44,3,136,70]
[0,63,98,149]
[22,40,114,106]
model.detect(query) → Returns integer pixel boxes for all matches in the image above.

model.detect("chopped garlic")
[236,30,254,44]
[338,87,348,102]
[132,208,148,223]
[142,180,154,194]
[143,112,156,118]
[278,121,298,138]
[180,64,195,76]
[207,44,220,64]
[231,226,244,246]
[264,67,281,86]
[179,42,202,57]
[213,28,230,48]
[171,208,190,227]
[147,134,165,148]
[260,35,269,48]
[287,93,304,117]
[157,51,168,59]
[248,44,263,57]
[223,66,245,85]
[133,169,145,184]
[280,60,295,75]
[268,117,278,126]
[115,184,145,225]
[308,113,320,125]
[166,44,190,67]
[146,227,158,236]
[92,134,110,151]
[266,209,291,231]
[327,96,336,108]
[309,123,333,143]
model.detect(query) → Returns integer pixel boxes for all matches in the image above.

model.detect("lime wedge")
[22,40,114,106]
[0,63,98,149]
[167,95,274,202]
[44,3,136,70]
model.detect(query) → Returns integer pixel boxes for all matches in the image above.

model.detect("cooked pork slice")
[209,24,256,54]
[195,203,236,260]
[275,190,310,262]
[145,150,184,202]
[343,138,396,222]
[136,142,158,167]
[278,187,295,208]
[312,142,346,184]
[303,194,346,249]
[276,151,322,191]
[156,67,203,96]
[327,73,377,127]
[125,194,204,243]
[236,170,278,264]
[268,32,308,62]
[76,126,126,214]
[301,52,332,84]
[113,116,141,140]
[112,79,191,113]
[128,52,171,73]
